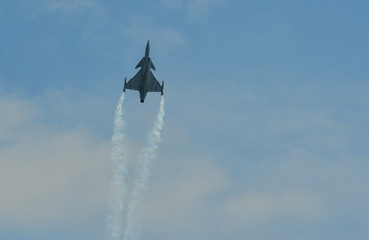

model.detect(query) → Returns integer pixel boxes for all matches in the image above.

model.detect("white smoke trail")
[107,92,128,240]
[124,96,165,240]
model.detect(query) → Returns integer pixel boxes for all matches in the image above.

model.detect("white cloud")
[161,0,226,18]
[38,0,103,15]
[1,76,368,238]
[0,90,111,228]
[124,22,185,52]
[144,157,226,229]
[223,190,324,229]
[0,95,39,141]
[187,0,212,16]
[33,0,109,41]
[161,0,183,9]
[126,79,369,239]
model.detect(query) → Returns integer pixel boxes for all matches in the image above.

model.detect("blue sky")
[1,1,369,240]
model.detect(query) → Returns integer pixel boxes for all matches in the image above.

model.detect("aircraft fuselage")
[124,40,164,103]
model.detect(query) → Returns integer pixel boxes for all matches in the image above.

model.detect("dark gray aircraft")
[123,40,164,103]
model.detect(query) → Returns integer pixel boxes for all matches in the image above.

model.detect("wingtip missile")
[123,77,127,92]
[161,81,164,96]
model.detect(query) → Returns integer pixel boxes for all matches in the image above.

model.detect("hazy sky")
[1,1,369,240]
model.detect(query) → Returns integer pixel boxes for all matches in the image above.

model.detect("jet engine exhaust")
[107,92,128,240]
[124,96,165,240]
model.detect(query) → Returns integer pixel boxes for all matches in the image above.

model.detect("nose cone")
[145,40,150,58]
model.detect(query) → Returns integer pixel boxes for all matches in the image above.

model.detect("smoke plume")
[124,96,165,240]
[107,92,128,240]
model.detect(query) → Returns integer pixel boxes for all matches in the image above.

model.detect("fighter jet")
[123,40,164,103]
